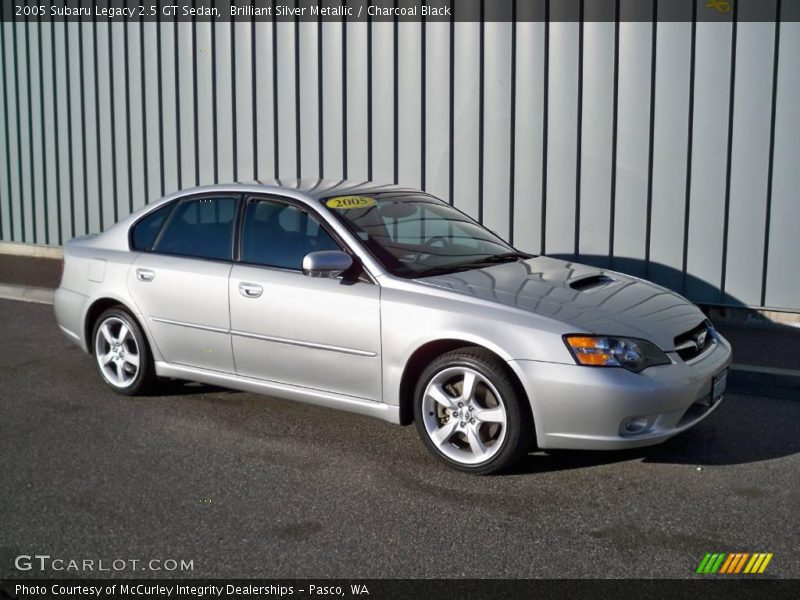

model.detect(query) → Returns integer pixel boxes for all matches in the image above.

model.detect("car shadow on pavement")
[154,379,241,397]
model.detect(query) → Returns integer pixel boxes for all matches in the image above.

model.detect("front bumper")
[511,334,732,450]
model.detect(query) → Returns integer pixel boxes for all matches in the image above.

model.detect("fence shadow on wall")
[548,252,800,331]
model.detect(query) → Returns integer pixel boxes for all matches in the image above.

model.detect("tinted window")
[154,196,238,261]
[131,203,174,251]
[241,200,340,270]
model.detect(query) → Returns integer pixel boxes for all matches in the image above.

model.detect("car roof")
[248,179,426,201]
[145,180,441,211]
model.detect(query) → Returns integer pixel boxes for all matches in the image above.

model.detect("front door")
[228,197,382,401]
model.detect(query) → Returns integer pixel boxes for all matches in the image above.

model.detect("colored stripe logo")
[696,552,773,574]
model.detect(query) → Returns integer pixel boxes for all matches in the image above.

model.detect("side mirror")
[302,250,353,278]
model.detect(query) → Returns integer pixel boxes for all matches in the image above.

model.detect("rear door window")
[154,196,239,261]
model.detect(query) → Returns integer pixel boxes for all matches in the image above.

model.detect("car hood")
[415,256,706,351]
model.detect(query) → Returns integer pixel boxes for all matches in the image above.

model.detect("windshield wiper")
[415,251,533,278]
[465,251,533,265]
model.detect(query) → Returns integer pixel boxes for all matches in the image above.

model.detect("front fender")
[379,284,574,409]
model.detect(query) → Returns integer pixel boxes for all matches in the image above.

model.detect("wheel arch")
[398,339,534,431]
[83,296,147,355]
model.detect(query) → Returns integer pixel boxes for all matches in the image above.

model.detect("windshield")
[322,193,527,277]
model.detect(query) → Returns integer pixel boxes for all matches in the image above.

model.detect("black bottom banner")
[2,579,799,600]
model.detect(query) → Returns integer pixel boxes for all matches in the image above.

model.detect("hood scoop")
[569,274,616,293]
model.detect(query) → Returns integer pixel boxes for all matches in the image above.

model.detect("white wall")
[0,7,798,310]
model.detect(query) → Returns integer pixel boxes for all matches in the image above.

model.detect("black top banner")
[2,0,798,23]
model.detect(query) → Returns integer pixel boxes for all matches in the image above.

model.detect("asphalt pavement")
[1,299,799,579]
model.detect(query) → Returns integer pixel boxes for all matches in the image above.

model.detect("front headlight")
[563,335,670,373]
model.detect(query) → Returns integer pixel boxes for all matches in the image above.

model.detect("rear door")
[127,194,239,373]
[228,196,382,401]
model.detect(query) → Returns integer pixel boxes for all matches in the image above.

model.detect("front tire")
[413,347,533,475]
[92,307,157,396]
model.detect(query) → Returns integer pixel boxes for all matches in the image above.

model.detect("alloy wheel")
[95,316,141,389]
[421,366,508,465]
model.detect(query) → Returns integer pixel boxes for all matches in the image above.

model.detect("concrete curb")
[0,283,797,399]
[0,283,55,305]
[728,365,800,401]
[0,241,64,260]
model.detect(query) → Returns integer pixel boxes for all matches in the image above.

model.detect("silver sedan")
[54,181,732,474]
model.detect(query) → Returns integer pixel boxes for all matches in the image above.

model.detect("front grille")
[674,321,713,362]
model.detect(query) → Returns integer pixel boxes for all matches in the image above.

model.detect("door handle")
[136,268,155,282]
[239,282,263,298]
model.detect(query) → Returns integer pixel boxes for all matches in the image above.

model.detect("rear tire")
[413,347,533,475]
[92,307,158,396]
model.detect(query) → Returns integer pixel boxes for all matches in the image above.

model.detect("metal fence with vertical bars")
[0,0,798,311]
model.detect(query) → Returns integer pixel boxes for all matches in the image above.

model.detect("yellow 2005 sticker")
[326,196,376,209]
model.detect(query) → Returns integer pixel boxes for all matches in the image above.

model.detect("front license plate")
[711,369,728,405]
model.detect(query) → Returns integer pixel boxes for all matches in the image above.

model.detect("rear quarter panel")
[55,240,144,355]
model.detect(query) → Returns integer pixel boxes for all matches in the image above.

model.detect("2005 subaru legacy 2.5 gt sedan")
[54,180,732,474]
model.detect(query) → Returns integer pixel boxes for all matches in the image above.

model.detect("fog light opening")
[622,416,649,435]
